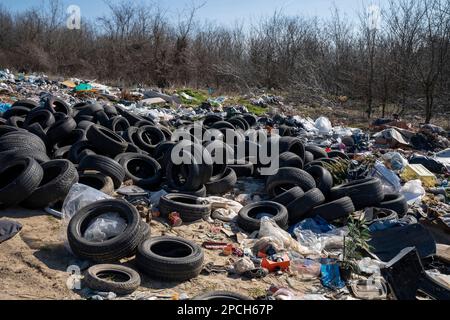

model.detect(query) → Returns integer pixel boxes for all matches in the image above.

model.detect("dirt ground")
[0,205,323,300]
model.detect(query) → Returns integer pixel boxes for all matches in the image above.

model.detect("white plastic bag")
[315,117,332,134]
[258,217,310,255]
[84,213,127,242]
[400,180,426,205]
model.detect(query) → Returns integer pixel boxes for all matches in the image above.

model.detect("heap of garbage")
[0,71,449,300]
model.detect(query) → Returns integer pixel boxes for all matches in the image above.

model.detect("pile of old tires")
[0,96,410,294]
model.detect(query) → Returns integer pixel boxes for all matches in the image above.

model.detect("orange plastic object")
[261,254,290,272]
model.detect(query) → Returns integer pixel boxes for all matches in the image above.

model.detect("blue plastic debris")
[320,259,345,290]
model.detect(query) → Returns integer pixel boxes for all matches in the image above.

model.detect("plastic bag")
[383,152,408,171]
[60,183,113,248]
[400,180,426,205]
[293,219,348,255]
[84,213,127,242]
[315,117,332,134]
[258,217,310,255]
[371,161,402,193]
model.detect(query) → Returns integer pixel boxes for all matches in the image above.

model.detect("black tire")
[377,193,408,216]
[22,160,79,209]
[45,97,72,116]
[328,151,350,160]
[279,152,304,169]
[193,291,253,300]
[159,193,211,222]
[203,114,223,127]
[84,264,141,296]
[0,149,50,164]
[330,178,384,210]
[7,116,25,128]
[47,117,77,145]
[136,236,204,282]
[53,146,71,160]
[27,123,51,150]
[2,106,30,119]
[242,114,257,127]
[204,140,233,181]
[68,140,98,164]
[305,145,328,160]
[107,116,130,133]
[175,141,213,185]
[0,131,47,154]
[95,110,110,126]
[309,197,355,222]
[237,201,288,232]
[164,185,207,197]
[286,188,326,224]
[116,106,143,126]
[279,137,305,162]
[78,155,125,189]
[78,172,115,195]
[227,160,254,177]
[0,157,44,209]
[12,99,39,110]
[228,116,249,131]
[87,125,128,157]
[212,121,235,130]
[304,151,314,164]
[266,167,316,197]
[103,104,118,118]
[67,199,142,263]
[156,125,172,141]
[205,167,237,195]
[56,129,86,148]
[271,186,305,206]
[135,126,166,153]
[24,109,55,129]
[77,120,94,130]
[166,154,203,192]
[305,166,333,196]
[122,154,162,189]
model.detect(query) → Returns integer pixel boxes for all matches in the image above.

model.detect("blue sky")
[2,0,389,25]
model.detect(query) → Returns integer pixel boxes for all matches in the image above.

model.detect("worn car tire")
[309,197,355,222]
[237,201,288,232]
[286,188,326,224]
[330,177,384,210]
[0,157,44,209]
[266,167,316,197]
[227,160,254,177]
[305,166,333,196]
[22,160,79,209]
[136,236,204,282]
[84,264,141,296]
[67,199,141,263]
[122,154,162,189]
[78,155,125,189]
[377,193,408,216]
[78,172,115,196]
[305,145,328,160]
[271,187,305,206]
[279,152,304,169]
[205,167,237,195]
[159,194,211,222]
[279,137,305,162]
[87,125,128,157]
[193,291,253,300]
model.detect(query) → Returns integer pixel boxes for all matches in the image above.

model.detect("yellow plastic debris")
[401,164,437,188]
